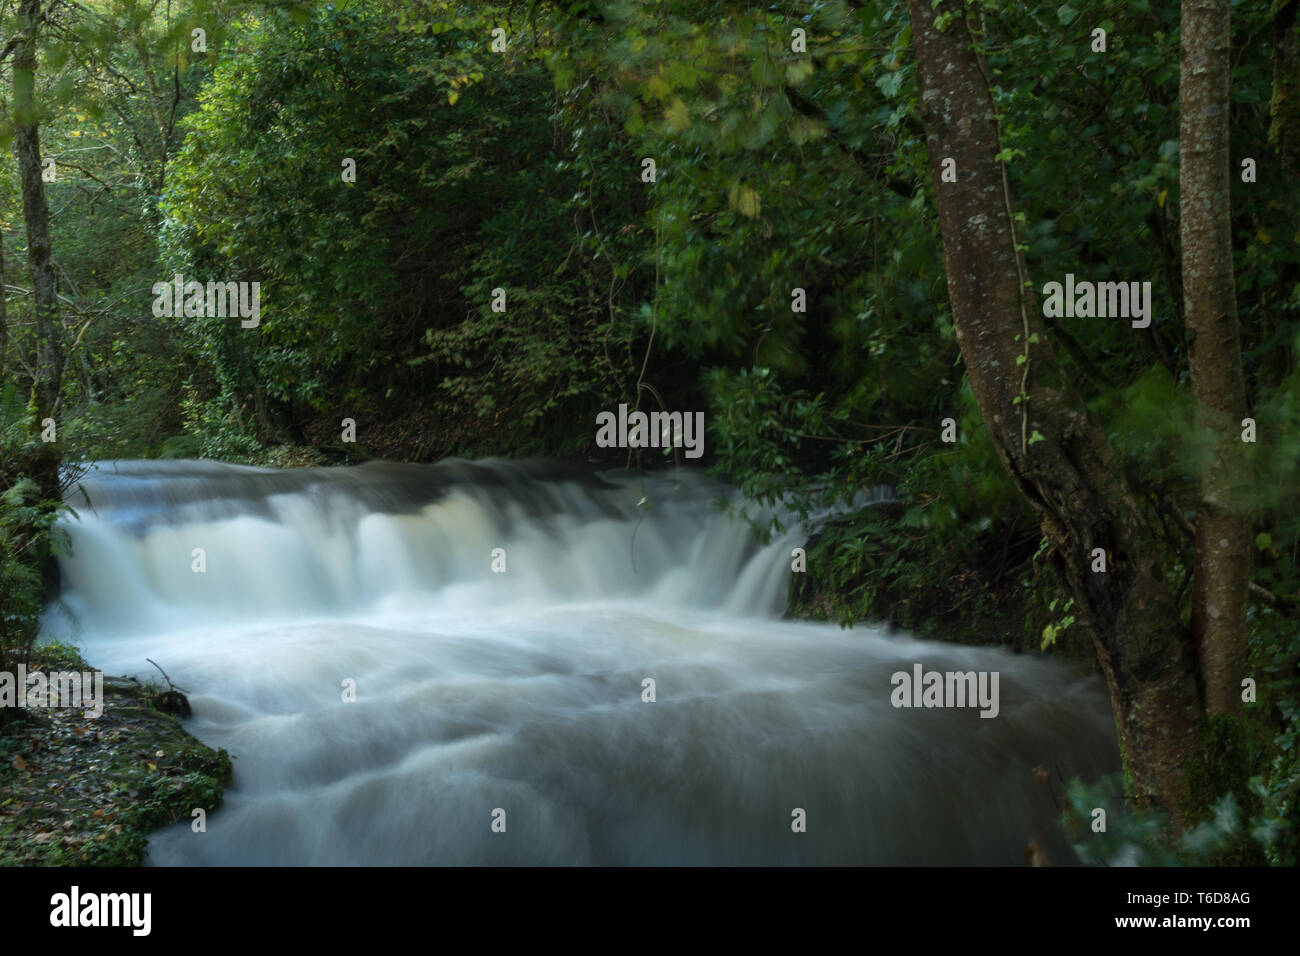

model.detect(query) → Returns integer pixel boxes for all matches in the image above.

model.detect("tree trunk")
[905,0,1209,824]
[13,0,63,500]
[1271,0,1300,174]
[1182,0,1252,717]
[0,235,8,376]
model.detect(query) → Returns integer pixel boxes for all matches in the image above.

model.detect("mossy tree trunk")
[13,0,63,503]
[904,0,1213,826]
[1181,0,1251,718]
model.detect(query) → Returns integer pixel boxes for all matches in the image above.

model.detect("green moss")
[1180,713,1266,865]
[1115,720,1135,799]
[0,642,233,866]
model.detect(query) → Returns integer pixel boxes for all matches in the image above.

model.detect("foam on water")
[43,459,1118,864]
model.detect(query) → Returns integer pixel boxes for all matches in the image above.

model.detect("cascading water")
[43,458,1119,865]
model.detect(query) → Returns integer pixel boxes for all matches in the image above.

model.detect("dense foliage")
[0,0,1297,862]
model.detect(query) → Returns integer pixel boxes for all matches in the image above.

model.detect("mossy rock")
[0,642,233,866]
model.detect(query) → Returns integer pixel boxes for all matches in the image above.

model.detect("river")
[42,458,1118,864]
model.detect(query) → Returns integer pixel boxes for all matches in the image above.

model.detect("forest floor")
[0,642,231,865]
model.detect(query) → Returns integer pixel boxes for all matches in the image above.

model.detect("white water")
[44,459,1118,865]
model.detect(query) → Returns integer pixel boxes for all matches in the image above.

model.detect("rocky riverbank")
[0,641,231,866]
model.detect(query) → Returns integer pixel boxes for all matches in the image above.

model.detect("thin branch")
[145,657,187,693]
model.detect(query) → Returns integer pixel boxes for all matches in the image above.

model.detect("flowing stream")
[43,459,1119,865]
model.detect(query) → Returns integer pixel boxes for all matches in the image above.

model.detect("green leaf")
[785,59,814,85]
[875,70,904,99]
[734,185,761,219]
[664,98,690,130]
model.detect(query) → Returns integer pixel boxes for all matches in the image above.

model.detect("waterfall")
[43,458,1119,865]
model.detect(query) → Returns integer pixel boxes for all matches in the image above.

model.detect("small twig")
[145,658,187,694]
[629,490,649,574]
[1250,581,1300,611]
